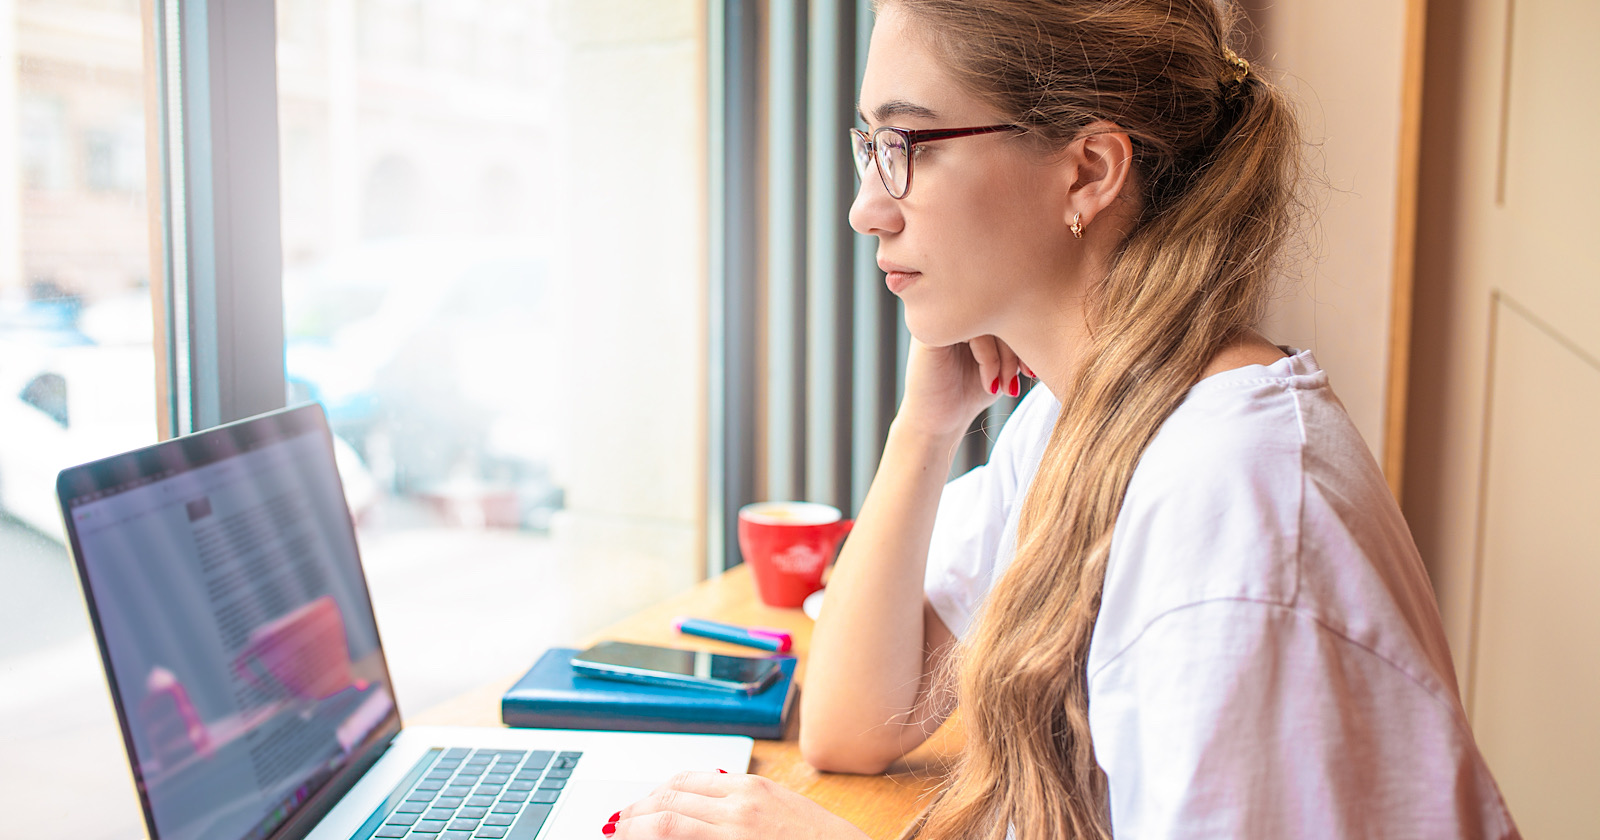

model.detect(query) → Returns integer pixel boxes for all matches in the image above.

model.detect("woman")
[611,0,1519,837]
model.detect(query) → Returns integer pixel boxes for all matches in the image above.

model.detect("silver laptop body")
[57,404,751,840]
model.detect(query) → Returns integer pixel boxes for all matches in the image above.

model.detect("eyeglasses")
[849,124,1023,199]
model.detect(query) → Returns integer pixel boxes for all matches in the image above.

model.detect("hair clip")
[1221,46,1251,93]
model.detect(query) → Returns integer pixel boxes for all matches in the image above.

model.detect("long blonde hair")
[887,1,1306,837]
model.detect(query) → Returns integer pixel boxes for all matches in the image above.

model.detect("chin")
[901,309,976,350]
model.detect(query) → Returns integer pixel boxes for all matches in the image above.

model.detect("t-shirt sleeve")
[923,387,1058,639]
[1087,599,1519,839]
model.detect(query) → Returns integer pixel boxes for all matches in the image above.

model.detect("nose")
[848,167,903,237]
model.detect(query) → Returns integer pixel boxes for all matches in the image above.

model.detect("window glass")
[276,0,708,719]
[0,0,157,835]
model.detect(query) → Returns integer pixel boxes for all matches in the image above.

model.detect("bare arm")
[800,337,1020,774]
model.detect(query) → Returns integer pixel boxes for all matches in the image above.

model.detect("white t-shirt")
[924,349,1519,838]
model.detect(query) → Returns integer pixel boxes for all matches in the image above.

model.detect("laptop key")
[530,789,560,805]
[482,814,515,827]
[466,795,495,807]
[374,826,409,838]
[459,807,488,820]
[523,751,554,770]
[474,827,509,839]
[386,811,421,826]
[425,808,456,821]
[537,778,565,790]
[491,802,523,814]
[448,818,482,831]
[395,801,429,814]
[506,804,553,840]
[414,819,450,833]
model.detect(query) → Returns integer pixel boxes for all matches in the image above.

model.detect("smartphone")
[570,640,784,695]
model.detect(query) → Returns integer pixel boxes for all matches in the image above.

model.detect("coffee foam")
[740,501,841,526]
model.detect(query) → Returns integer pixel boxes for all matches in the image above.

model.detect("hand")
[607,771,868,840]
[895,335,1031,440]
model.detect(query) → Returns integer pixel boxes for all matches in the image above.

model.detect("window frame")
[147,0,286,439]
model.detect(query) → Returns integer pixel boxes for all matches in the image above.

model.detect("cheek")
[941,170,1072,285]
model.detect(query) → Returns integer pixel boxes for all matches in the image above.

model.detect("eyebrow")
[857,99,940,126]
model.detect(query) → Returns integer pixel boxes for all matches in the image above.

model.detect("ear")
[1063,120,1134,230]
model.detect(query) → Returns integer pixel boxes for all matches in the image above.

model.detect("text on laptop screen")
[66,419,395,840]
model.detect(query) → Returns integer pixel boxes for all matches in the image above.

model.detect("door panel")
[1408,0,1600,833]
[1472,296,1600,838]
[1501,0,1600,358]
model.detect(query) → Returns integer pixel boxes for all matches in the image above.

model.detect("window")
[275,0,709,718]
[0,1,709,835]
[0,0,159,834]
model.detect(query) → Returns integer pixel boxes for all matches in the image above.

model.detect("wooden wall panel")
[1471,297,1600,838]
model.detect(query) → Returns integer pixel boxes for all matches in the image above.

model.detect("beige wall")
[1243,0,1416,473]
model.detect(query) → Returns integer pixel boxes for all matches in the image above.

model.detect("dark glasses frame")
[850,124,1024,199]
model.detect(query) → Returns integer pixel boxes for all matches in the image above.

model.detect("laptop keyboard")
[352,747,582,840]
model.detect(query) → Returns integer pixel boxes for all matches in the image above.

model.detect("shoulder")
[1088,599,1519,839]
[1091,350,1412,667]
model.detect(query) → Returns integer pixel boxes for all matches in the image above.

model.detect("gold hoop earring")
[1070,212,1084,239]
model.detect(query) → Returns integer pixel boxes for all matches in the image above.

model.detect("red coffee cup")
[738,501,854,608]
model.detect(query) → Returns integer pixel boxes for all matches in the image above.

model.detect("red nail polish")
[717,769,729,774]
[989,377,1000,395]
[1008,375,1020,397]
[602,820,617,837]
[609,811,622,822]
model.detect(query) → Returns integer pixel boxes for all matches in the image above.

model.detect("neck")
[1008,301,1093,403]
[999,243,1114,402]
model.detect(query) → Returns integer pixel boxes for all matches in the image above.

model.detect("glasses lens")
[849,129,872,181]
[875,129,910,197]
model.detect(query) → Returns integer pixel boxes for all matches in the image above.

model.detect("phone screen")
[573,641,779,689]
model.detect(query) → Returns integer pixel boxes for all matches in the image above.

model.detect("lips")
[879,260,920,294]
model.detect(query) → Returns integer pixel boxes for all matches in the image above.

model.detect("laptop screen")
[59,405,398,840]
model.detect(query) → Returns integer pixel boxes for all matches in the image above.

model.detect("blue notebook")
[501,647,798,739]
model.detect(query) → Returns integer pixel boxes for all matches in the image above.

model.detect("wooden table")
[410,565,959,840]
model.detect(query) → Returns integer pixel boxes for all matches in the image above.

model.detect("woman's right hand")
[608,772,868,840]
[896,335,1029,439]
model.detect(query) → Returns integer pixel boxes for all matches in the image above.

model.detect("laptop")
[56,403,753,840]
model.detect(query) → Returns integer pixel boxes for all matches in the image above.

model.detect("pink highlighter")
[673,617,793,653]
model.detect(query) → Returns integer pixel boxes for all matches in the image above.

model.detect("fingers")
[643,769,737,798]
[967,336,1030,398]
[612,772,747,838]
[610,808,717,839]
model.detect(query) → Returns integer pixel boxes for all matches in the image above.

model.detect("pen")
[673,617,793,652]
